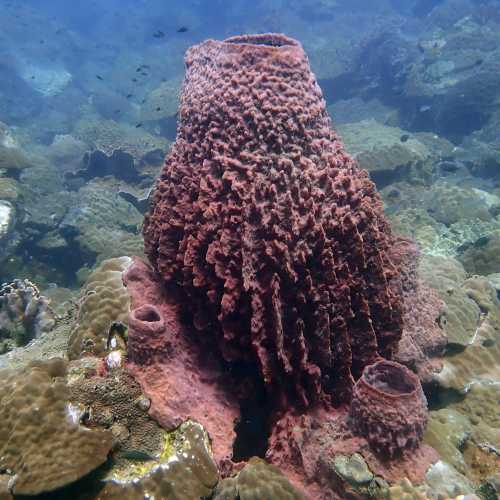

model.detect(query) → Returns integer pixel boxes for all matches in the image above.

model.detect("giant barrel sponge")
[143,33,405,409]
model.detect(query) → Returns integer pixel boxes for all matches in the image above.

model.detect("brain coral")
[0,358,112,495]
[143,33,405,407]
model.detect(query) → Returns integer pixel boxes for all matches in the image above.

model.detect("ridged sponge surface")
[144,34,404,407]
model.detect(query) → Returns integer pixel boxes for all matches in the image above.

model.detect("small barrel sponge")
[68,256,132,359]
[213,457,305,500]
[349,360,428,457]
[0,358,112,495]
[143,33,404,408]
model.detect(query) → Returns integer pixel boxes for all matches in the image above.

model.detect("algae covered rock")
[98,420,218,500]
[213,457,304,500]
[68,257,132,359]
[0,358,112,495]
[333,453,374,486]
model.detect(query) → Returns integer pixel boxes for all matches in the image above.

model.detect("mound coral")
[0,358,112,495]
[68,257,132,359]
[143,33,405,409]
[213,457,305,499]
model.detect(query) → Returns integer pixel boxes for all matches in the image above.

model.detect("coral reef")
[0,278,55,352]
[68,257,132,359]
[213,457,305,499]
[143,33,406,409]
[0,358,112,495]
[349,360,428,457]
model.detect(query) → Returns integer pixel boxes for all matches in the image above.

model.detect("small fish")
[39,39,45,44]
[136,67,142,72]
[400,134,410,143]
[142,64,150,69]
[141,98,146,104]
[153,30,165,38]
[31,75,35,79]
[126,93,133,98]
[135,122,143,128]
[114,109,121,114]
[177,26,188,33]
[474,236,490,248]
[156,106,161,111]
[96,75,104,81]
[141,72,148,76]
[132,77,138,82]
[55,28,63,35]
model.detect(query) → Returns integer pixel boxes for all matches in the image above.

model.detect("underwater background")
[0,0,499,499]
